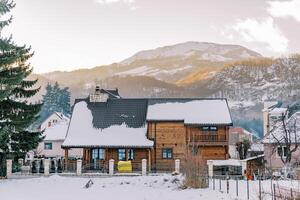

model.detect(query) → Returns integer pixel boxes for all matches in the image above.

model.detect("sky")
[3,0,300,73]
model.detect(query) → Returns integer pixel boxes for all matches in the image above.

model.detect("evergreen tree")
[35,82,71,127]
[0,0,42,176]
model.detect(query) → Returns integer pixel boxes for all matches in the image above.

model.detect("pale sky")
[3,0,300,73]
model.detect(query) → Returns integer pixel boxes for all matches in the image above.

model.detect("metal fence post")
[259,178,262,200]
[247,179,249,200]
[226,178,229,194]
[273,184,276,200]
[219,179,221,191]
[213,177,215,190]
[236,178,238,197]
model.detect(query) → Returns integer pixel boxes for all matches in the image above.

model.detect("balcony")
[188,133,228,146]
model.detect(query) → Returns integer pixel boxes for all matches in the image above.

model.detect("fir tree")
[35,82,71,127]
[0,0,42,176]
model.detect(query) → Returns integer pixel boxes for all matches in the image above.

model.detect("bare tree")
[236,138,251,160]
[269,108,300,177]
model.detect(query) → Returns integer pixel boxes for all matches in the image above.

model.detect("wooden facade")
[147,121,229,171]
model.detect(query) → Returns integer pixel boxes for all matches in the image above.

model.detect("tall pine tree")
[0,0,42,176]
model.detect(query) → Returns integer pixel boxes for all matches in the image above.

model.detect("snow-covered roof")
[263,112,300,144]
[269,108,287,116]
[147,99,232,125]
[42,112,70,126]
[241,154,264,162]
[43,122,69,141]
[208,159,241,166]
[249,142,264,152]
[62,101,153,148]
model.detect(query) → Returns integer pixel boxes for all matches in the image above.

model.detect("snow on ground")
[0,175,230,200]
[2,174,300,200]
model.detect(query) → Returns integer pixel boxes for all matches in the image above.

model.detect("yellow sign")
[118,161,132,173]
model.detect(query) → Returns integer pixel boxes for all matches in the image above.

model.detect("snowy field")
[1,174,300,200]
[0,174,229,200]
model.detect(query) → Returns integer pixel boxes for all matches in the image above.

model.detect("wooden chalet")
[62,87,233,172]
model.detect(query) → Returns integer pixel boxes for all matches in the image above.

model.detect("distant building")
[263,111,300,169]
[262,101,287,137]
[228,127,253,159]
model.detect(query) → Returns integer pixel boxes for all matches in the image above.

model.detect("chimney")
[90,86,108,102]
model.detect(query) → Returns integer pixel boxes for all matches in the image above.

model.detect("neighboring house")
[263,111,300,169]
[228,127,253,159]
[62,87,233,171]
[262,101,287,137]
[36,112,81,158]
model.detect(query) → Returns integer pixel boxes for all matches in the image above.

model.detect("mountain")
[28,41,265,103]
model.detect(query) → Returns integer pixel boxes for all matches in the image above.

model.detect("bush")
[182,154,208,188]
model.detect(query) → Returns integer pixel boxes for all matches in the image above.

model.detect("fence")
[209,176,300,200]
[274,184,300,200]
[5,158,181,177]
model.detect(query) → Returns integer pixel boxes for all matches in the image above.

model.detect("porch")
[63,147,152,173]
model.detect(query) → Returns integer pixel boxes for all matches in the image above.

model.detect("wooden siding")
[148,122,229,171]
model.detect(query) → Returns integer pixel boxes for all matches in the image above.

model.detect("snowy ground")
[1,175,300,200]
[0,174,229,200]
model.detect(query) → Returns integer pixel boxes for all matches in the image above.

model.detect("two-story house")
[62,87,233,172]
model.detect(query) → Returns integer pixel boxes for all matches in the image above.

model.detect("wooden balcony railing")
[189,133,227,145]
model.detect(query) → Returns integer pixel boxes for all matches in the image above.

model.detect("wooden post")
[142,159,147,176]
[148,149,151,172]
[83,149,86,163]
[64,148,69,171]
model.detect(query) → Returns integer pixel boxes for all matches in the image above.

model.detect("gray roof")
[80,98,148,129]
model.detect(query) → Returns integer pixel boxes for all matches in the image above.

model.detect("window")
[209,126,218,131]
[128,149,134,160]
[44,142,52,150]
[118,149,126,161]
[92,149,105,160]
[202,126,209,131]
[162,148,173,159]
[277,146,287,157]
[48,121,51,127]
[201,126,218,131]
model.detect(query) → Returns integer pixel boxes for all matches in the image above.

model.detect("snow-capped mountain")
[114,42,262,82]
[121,41,261,64]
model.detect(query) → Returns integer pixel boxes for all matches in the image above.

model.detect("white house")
[36,112,82,158]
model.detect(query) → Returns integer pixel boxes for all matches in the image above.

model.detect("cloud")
[95,0,137,10]
[267,0,300,22]
[225,17,288,54]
